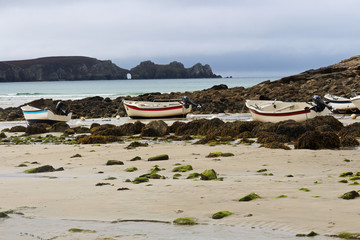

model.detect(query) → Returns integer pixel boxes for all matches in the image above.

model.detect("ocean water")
[0,77,279,109]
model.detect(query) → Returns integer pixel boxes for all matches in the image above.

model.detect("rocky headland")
[0,56,220,82]
[129,60,220,79]
[0,56,129,82]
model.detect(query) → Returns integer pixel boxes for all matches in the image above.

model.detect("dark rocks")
[9,126,27,132]
[24,165,56,173]
[200,169,217,180]
[106,160,124,166]
[126,141,149,149]
[294,130,340,150]
[148,154,169,161]
[25,123,48,135]
[49,122,70,132]
[340,190,360,200]
[340,136,360,147]
[141,120,169,137]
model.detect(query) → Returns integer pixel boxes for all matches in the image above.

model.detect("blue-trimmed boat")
[21,104,72,125]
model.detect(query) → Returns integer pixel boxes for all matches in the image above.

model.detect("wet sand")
[0,141,359,239]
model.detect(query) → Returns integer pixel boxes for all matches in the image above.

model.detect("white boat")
[21,103,72,125]
[245,95,332,123]
[324,93,359,113]
[350,95,360,112]
[123,96,200,119]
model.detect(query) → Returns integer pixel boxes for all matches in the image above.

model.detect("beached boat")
[245,95,332,123]
[21,102,72,125]
[123,96,200,119]
[324,93,359,113]
[350,95,360,112]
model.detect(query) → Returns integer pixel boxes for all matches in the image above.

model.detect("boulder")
[200,169,217,180]
[9,126,27,132]
[295,130,340,149]
[49,122,70,132]
[25,123,48,135]
[141,120,169,137]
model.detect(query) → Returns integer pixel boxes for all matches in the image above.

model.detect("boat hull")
[21,106,72,125]
[246,100,331,123]
[324,94,359,113]
[350,96,360,112]
[123,100,192,118]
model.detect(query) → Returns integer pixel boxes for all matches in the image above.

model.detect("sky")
[1,0,360,77]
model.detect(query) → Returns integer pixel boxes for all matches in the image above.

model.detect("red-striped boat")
[246,95,332,123]
[123,96,200,119]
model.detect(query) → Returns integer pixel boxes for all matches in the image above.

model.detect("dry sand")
[0,141,360,239]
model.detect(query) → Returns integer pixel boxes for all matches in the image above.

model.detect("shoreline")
[1,142,359,239]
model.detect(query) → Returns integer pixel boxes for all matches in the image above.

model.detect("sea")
[0,77,279,109]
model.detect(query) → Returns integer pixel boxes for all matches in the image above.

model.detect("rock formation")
[129,60,221,79]
[0,56,128,82]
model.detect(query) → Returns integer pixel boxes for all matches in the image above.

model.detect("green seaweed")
[212,211,233,219]
[200,169,217,180]
[339,171,353,177]
[187,172,201,179]
[106,160,124,165]
[148,154,169,161]
[338,232,360,239]
[276,194,288,198]
[257,168,267,173]
[206,152,234,158]
[172,165,193,172]
[70,153,82,158]
[349,176,360,181]
[132,177,149,184]
[104,177,117,180]
[68,228,96,233]
[17,163,28,167]
[0,212,9,218]
[340,190,360,200]
[130,156,141,161]
[173,217,198,225]
[295,231,318,237]
[239,193,261,202]
[338,179,348,183]
[299,188,310,192]
[125,167,138,172]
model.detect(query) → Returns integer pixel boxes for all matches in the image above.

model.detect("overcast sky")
[1,0,360,77]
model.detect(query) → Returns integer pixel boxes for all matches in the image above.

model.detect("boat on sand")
[123,96,200,119]
[246,95,332,123]
[324,93,359,113]
[21,102,72,125]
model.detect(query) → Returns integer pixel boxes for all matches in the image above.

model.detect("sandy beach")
[0,139,359,239]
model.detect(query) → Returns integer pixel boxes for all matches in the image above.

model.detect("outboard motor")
[56,101,68,115]
[311,95,332,112]
[182,96,201,109]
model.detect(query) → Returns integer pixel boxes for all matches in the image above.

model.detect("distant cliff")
[0,56,128,82]
[129,61,221,79]
[0,57,220,82]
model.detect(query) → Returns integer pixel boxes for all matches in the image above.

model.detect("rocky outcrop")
[129,61,221,79]
[0,56,128,82]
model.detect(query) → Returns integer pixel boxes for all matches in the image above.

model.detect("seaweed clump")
[340,190,360,200]
[172,165,193,172]
[173,217,198,225]
[212,211,233,219]
[238,193,261,202]
[200,169,217,180]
